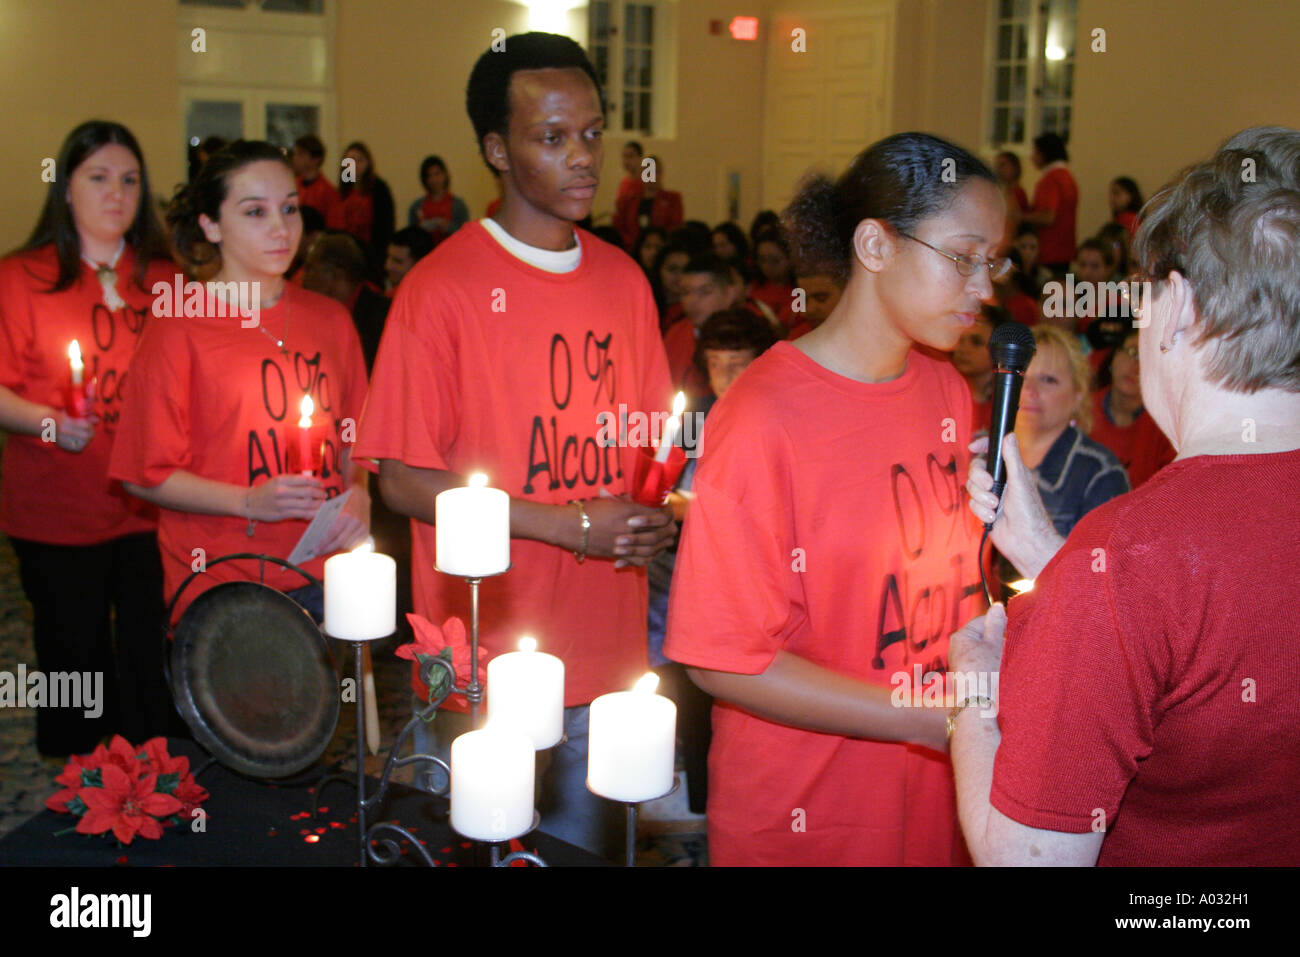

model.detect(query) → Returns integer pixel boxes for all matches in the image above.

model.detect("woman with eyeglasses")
[953,126,1300,865]
[664,133,1006,866]
[1088,329,1174,489]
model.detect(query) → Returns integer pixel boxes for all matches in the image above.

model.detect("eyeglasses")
[897,232,1013,281]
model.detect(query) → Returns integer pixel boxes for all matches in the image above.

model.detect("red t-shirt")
[1004,292,1038,327]
[353,222,673,708]
[418,194,458,246]
[665,343,986,865]
[0,245,168,544]
[1115,210,1139,237]
[992,449,1300,865]
[1031,165,1078,266]
[661,317,711,402]
[339,189,374,244]
[748,280,793,320]
[297,176,343,230]
[109,283,368,618]
[1087,389,1175,488]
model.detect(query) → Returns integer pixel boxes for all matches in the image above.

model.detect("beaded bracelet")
[946,695,996,741]
[569,499,590,563]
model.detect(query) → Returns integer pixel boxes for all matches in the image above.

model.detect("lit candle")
[296,395,317,475]
[435,472,510,576]
[323,541,396,640]
[68,340,84,387]
[654,392,687,463]
[449,723,535,841]
[587,672,676,803]
[487,636,565,750]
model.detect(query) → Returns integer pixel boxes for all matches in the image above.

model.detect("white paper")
[287,489,353,565]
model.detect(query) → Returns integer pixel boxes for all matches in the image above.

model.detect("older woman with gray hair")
[948,126,1300,866]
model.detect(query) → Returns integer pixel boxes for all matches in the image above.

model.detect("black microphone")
[985,321,1036,530]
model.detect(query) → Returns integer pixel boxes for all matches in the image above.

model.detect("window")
[588,0,672,136]
[181,0,323,11]
[988,0,1077,149]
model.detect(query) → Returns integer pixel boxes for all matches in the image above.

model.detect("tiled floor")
[0,534,706,865]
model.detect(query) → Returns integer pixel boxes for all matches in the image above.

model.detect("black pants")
[10,532,176,756]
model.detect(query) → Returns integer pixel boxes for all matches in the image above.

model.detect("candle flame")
[671,391,686,417]
[298,394,314,426]
[468,472,488,488]
[633,672,659,695]
[352,538,375,554]
[68,340,83,366]
[518,636,537,653]
[1008,578,1035,595]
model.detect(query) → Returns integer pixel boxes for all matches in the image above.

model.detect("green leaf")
[80,768,102,788]
[67,796,88,816]
[156,773,180,795]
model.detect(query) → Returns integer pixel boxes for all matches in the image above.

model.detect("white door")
[762,2,896,212]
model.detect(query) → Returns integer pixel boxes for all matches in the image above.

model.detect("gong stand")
[317,572,547,868]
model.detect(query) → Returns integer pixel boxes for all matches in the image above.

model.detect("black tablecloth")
[0,739,610,867]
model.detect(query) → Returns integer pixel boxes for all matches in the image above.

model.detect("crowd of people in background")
[5,28,1294,869]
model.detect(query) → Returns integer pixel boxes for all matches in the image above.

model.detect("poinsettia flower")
[103,735,141,776]
[396,614,487,703]
[76,765,183,845]
[46,788,79,814]
[54,746,107,790]
[172,776,210,826]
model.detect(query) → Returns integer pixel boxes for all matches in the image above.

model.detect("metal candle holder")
[318,566,547,866]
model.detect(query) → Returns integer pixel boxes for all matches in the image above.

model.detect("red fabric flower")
[395,614,487,703]
[173,776,210,826]
[76,765,183,845]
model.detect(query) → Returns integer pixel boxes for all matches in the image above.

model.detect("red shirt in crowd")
[1003,292,1038,326]
[748,280,794,322]
[992,449,1300,865]
[1031,164,1078,266]
[661,317,712,403]
[1115,209,1139,237]
[1087,389,1175,488]
[0,245,169,545]
[353,222,673,708]
[339,189,374,245]
[297,175,343,230]
[613,188,683,250]
[109,283,368,618]
[665,343,986,865]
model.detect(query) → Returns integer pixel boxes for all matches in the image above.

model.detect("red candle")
[294,395,323,475]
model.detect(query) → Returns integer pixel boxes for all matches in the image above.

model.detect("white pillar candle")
[450,724,535,841]
[323,542,396,640]
[435,472,510,577]
[487,636,565,750]
[587,672,677,803]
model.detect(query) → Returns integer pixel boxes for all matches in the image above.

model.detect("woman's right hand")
[967,432,1064,580]
[246,475,327,522]
[53,410,98,453]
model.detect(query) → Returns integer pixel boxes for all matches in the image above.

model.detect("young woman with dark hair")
[408,155,469,247]
[0,120,175,755]
[337,140,396,278]
[665,132,1006,865]
[109,140,370,625]
[1107,175,1143,237]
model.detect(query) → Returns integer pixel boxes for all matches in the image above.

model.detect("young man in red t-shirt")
[292,135,343,230]
[353,32,676,862]
[1023,133,1078,275]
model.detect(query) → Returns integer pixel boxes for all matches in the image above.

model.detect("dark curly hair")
[693,307,780,381]
[781,132,996,286]
[166,140,294,268]
[465,32,603,171]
